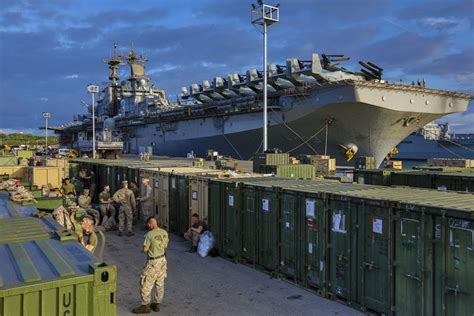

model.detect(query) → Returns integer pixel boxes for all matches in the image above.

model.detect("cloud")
[147,63,183,75]
[39,97,49,102]
[409,47,474,87]
[0,128,43,136]
[0,0,472,133]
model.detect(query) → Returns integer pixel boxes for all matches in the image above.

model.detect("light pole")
[252,1,279,152]
[42,112,51,151]
[87,84,99,159]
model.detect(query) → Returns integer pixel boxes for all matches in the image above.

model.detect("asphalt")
[103,226,363,316]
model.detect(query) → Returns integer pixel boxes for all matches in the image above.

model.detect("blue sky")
[0,0,473,135]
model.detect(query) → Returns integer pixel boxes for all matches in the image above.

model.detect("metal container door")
[241,187,257,264]
[168,175,178,233]
[358,204,390,314]
[393,211,429,316]
[327,199,353,300]
[223,185,240,259]
[177,176,189,235]
[301,195,326,293]
[208,181,223,252]
[280,191,297,279]
[435,217,473,316]
[257,187,279,272]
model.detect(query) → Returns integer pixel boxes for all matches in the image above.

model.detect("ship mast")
[104,44,124,85]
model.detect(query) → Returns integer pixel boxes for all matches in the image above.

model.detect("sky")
[0,0,473,135]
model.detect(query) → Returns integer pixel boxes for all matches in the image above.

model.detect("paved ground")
[103,226,362,316]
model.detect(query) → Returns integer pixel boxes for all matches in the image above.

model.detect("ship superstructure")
[50,45,471,166]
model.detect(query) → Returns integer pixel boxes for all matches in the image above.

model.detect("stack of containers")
[207,177,474,315]
[354,169,474,192]
[254,153,315,179]
[354,156,376,170]
[139,167,258,233]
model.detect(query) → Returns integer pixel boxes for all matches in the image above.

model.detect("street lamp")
[42,112,51,151]
[252,1,280,152]
[87,84,99,159]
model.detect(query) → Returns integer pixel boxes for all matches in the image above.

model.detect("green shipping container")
[16,150,34,159]
[433,172,474,192]
[253,153,289,172]
[354,169,391,186]
[259,164,315,180]
[0,156,18,166]
[0,239,117,316]
[207,177,474,315]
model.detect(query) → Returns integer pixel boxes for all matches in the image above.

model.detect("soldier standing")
[99,185,116,220]
[113,180,136,236]
[137,179,153,220]
[132,217,169,314]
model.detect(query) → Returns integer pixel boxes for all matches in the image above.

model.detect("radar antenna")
[126,42,148,65]
[104,43,124,85]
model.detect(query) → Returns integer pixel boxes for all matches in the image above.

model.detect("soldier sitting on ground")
[60,178,76,196]
[184,213,207,252]
[78,189,101,225]
[80,215,98,253]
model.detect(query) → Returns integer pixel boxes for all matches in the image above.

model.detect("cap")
[122,180,128,184]
[83,189,90,193]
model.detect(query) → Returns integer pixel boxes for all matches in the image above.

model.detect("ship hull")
[124,83,469,167]
[396,134,474,160]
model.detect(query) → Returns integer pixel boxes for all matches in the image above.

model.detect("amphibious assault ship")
[396,122,474,160]
[50,45,471,166]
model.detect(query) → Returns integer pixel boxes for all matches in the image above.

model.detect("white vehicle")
[58,148,71,156]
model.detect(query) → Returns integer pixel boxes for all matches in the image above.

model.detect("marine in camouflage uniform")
[78,189,100,225]
[132,217,169,314]
[53,205,73,229]
[113,180,136,236]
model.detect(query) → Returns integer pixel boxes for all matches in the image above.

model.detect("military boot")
[128,231,135,237]
[150,303,160,312]
[132,304,151,314]
[118,231,123,237]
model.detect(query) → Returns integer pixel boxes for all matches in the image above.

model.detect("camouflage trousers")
[53,206,73,230]
[140,257,167,305]
[118,206,133,232]
[99,216,117,231]
[184,231,201,247]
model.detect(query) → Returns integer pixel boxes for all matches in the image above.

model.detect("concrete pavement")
[103,228,362,316]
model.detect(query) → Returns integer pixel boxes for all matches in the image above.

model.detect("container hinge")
[446,285,466,296]
[403,273,420,281]
[362,261,379,270]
